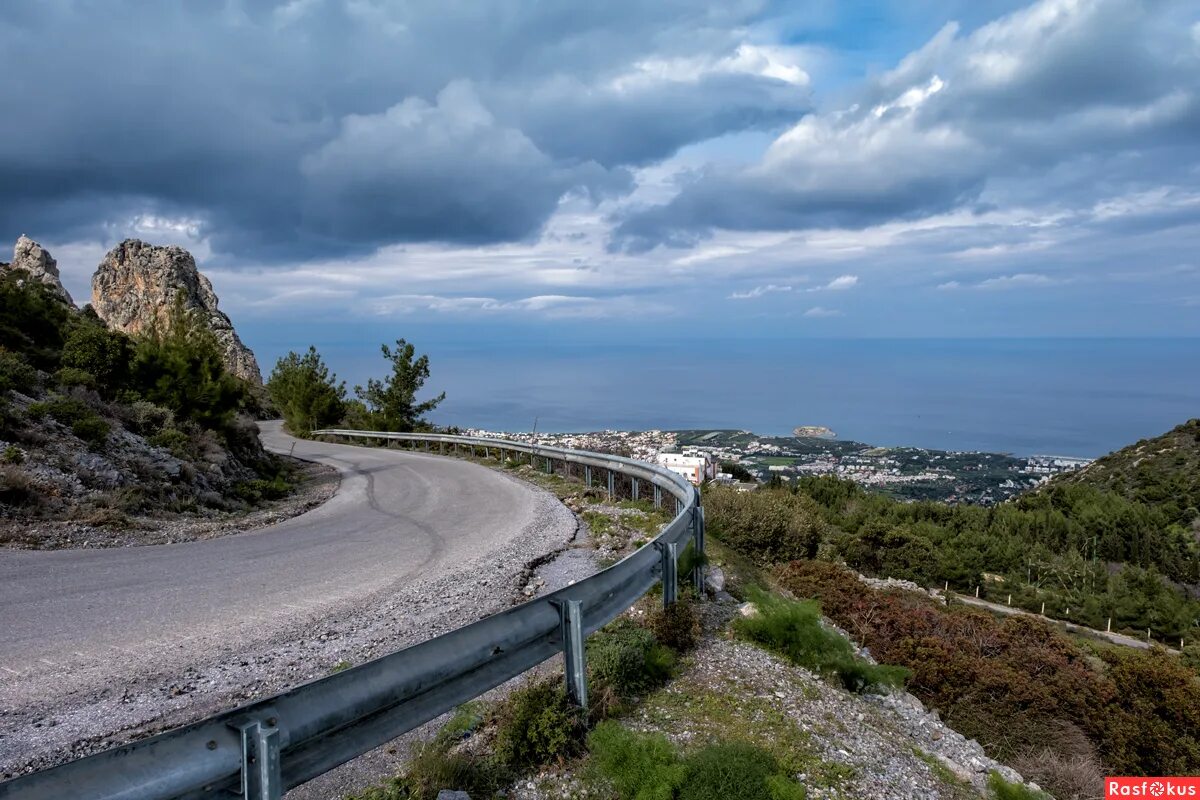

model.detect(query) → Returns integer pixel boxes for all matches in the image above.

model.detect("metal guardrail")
[1,429,704,800]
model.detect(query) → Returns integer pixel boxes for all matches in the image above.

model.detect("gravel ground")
[0,456,340,549]
[0,463,579,790]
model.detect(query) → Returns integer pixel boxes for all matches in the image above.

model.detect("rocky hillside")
[91,239,262,384]
[1041,418,1200,527]
[0,235,319,548]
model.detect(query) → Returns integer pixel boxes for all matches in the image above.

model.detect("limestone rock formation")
[91,240,263,384]
[2,235,74,304]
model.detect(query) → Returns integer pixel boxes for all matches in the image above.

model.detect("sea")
[420,338,1200,458]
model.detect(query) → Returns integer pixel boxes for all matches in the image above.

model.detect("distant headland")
[793,425,836,439]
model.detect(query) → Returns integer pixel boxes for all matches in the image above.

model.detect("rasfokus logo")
[1107,778,1200,798]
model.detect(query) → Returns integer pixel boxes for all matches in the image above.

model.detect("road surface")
[0,421,575,776]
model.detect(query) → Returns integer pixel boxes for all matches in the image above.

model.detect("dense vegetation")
[773,561,1200,799]
[707,471,1200,644]
[1048,419,1200,530]
[268,338,444,437]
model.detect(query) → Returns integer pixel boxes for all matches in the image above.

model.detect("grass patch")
[987,771,1052,800]
[582,509,616,537]
[639,686,851,789]
[585,721,806,800]
[734,588,908,694]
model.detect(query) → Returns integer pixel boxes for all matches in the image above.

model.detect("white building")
[656,452,716,486]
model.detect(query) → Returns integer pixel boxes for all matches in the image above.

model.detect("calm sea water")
[420,338,1200,458]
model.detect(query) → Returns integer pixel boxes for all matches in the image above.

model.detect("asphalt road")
[0,421,556,677]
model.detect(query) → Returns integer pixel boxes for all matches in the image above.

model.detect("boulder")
[91,239,262,384]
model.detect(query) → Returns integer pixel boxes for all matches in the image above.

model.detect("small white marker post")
[1107,617,1112,632]
[1040,601,1046,615]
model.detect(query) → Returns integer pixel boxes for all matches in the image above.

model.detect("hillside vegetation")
[1041,418,1200,529]
[0,267,291,543]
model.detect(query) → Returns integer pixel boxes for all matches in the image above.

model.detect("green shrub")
[233,476,292,504]
[3,445,24,465]
[704,485,827,565]
[38,395,95,425]
[647,599,702,653]
[0,270,71,370]
[0,350,38,394]
[0,464,39,508]
[60,323,133,394]
[390,744,505,800]
[585,722,806,800]
[149,428,191,457]
[55,366,98,390]
[987,771,1051,800]
[588,618,676,698]
[26,401,48,421]
[130,296,246,431]
[492,678,585,772]
[733,587,908,694]
[71,416,110,448]
[128,400,174,435]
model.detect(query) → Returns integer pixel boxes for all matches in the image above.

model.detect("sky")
[3,0,1200,398]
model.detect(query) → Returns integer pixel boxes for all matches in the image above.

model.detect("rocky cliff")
[90,240,262,384]
[1,235,74,304]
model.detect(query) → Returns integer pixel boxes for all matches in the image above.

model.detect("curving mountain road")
[0,421,576,777]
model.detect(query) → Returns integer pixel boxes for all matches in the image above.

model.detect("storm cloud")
[0,0,810,260]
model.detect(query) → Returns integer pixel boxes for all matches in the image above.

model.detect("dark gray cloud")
[611,0,1200,252]
[0,0,808,260]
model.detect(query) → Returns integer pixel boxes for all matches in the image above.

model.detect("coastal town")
[465,426,1091,504]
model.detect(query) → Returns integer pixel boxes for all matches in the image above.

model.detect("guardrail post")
[545,457,553,475]
[233,717,282,800]
[691,504,705,594]
[553,599,588,708]
[654,485,662,509]
[631,478,639,501]
[657,542,678,607]
[606,470,615,497]
[585,465,592,487]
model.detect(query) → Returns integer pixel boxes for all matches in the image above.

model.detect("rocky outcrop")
[2,235,74,304]
[90,240,262,384]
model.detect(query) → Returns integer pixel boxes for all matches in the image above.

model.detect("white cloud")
[938,273,1059,291]
[976,273,1056,290]
[366,292,669,319]
[729,284,792,300]
[811,274,859,291]
[804,306,842,318]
